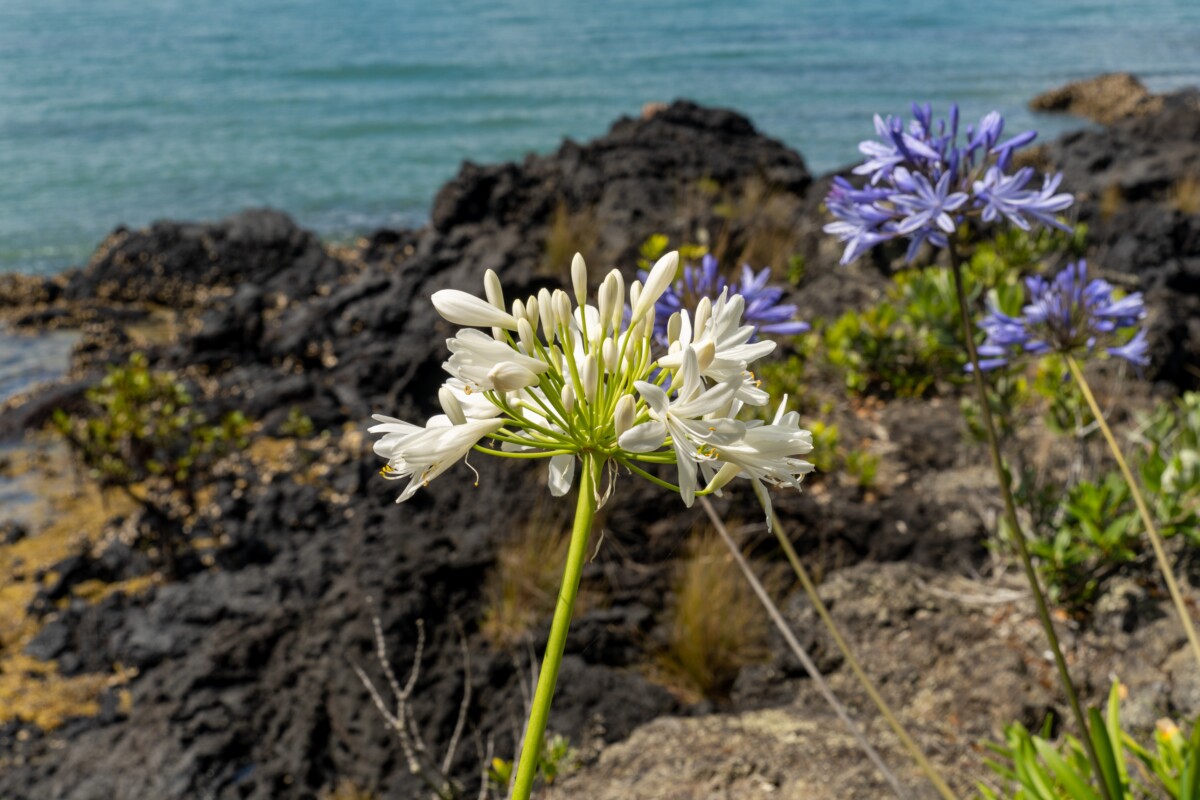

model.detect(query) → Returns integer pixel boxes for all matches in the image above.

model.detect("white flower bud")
[538,288,556,341]
[706,461,742,494]
[560,383,576,414]
[571,253,589,309]
[597,279,614,335]
[613,394,635,438]
[518,318,537,354]
[547,345,564,373]
[581,353,599,404]
[608,269,625,331]
[487,361,541,393]
[525,294,539,330]
[555,290,573,334]
[694,296,712,337]
[696,339,716,371]
[630,251,677,324]
[511,298,526,323]
[438,385,467,425]
[601,337,617,373]
[667,311,682,345]
[484,269,505,311]
[629,280,642,316]
[432,289,518,330]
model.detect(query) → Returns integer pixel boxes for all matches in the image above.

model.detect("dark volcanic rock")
[63,209,350,307]
[1042,86,1200,388]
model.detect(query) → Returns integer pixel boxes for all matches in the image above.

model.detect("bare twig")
[353,615,485,800]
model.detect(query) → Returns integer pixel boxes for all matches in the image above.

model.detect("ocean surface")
[0,0,1198,278]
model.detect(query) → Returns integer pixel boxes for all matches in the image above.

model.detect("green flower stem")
[949,248,1112,800]
[764,508,959,800]
[698,497,914,800]
[1065,354,1200,670]
[510,452,599,800]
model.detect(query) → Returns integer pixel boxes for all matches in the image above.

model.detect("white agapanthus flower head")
[369,252,814,521]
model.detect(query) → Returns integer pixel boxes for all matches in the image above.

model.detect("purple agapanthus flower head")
[974,260,1149,370]
[640,254,810,343]
[824,103,1075,264]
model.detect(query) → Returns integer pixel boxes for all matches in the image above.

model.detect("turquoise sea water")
[1,0,1198,275]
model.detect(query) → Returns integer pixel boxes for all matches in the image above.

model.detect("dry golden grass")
[541,200,600,281]
[1170,174,1200,215]
[657,529,769,701]
[1099,183,1124,222]
[320,780,379,800]
[709,177,802,272]
[480,498,603,649]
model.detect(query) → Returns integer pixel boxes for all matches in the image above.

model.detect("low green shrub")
[981,684,1200,799]
[52,353,250,573]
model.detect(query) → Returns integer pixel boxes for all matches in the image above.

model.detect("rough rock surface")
[1,83,1199,800]
[546,562,1199,800]
[1030,72,1167,124]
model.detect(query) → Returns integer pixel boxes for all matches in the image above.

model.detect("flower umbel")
[641,254,810,342]
[370,252,814,512]
[974,259,1149,370]
[824,103,1074,264]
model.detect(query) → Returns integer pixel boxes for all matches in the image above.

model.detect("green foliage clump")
[280,406,316,438]
[821,226,1082,399]
[845,449,881,490]
[1136,392,1200,542]
[981,683,1200,799]
[1025,474,1141,609]
[1013,392,1200,611]
[488,734,576,791]
[52,353,250,572]
[637,233,707,273]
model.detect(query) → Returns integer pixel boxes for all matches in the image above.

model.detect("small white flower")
[620,347,745,506]
[658,289,775,404]
[370,415,505,502]
[701,397,815,528]
[445,329,550,391]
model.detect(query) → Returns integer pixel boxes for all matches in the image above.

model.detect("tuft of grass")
[1170,174,1200,215]
[658,530,769,701]
[481,502,591,648]
[1099,183,1124,222]
[711,177,802,271]
[541,200,600,281]
[320,780,379,800]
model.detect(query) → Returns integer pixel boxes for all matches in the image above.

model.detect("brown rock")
[1030,72,1164,124]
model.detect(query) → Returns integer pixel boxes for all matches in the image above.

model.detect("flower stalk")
[510,452,599,800]
[1064,353,1200,670]
[949,245,1113,800]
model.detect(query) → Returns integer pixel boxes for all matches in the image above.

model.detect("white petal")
[630,251,678,323]
[618,420,667,453]
[432,289,519,330]
[548,454,576,496]
[487,361,541,392]
[632,381,670,417]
